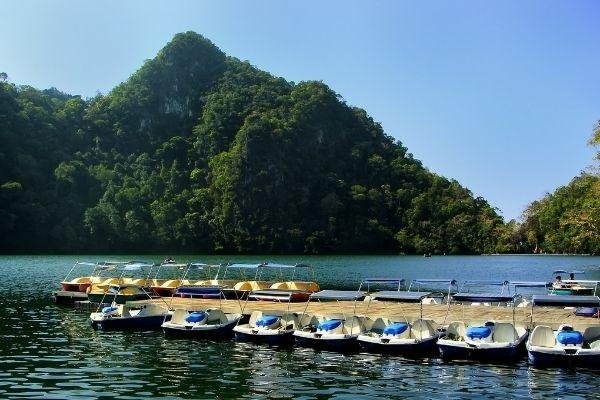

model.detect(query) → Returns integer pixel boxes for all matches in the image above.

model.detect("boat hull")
[294,332,359,352]
[151,287,177,297]
[358,335,439,356]
[247,290,311,303]
[234,328,295,345]
[91,315,168,330]
[438,337,527,362]
[174,286,223,299]
[162,318,240,339]
[528,348,600,368]
[53,290,88,305]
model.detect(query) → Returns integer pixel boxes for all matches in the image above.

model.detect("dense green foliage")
[517,121,600,255]
[0,31,507,254]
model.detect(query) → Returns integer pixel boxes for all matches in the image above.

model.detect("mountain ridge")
[0,31,506,254]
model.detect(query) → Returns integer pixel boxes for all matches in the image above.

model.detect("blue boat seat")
[102,306,118,315]
[185,311,208,324]
[256,315,279,328]
[383,322,409,336]
[318,319,342,331]
[556,330,583,345]
[466,326,492,340]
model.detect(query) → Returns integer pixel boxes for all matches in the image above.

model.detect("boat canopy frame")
[529,294,600,326]
[357,278,405,293]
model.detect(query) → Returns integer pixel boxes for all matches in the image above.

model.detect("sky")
[2,0,599,220]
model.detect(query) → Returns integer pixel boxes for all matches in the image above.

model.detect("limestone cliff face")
[93,31,227,152]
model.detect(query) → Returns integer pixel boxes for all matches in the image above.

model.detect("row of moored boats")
[56,261,600,369]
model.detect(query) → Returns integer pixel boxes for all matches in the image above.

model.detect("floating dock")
[123,298,600,331]
[52,290,88,306]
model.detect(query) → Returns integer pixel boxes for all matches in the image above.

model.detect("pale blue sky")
[2,1,599,220]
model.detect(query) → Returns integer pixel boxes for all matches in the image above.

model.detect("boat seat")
[69,276,91,284]
[100,277,120,286]
[369,317,391,334]
[138,304,166,316]
[280,312,299,329]
[249,311,263,328]
[270,282,289,290]
[300,314,320,329]
[588,340,600,349]
[583,326,600,343]
[207,309,227,324]
[343,316,365,335]
[492,323,518,343]
[410,319,435,340]
[256,315,280,329]
[383,322,410,338]
[529,325,556,348]
[161,279,181,288]
[120,306,132,318]
[171,309,189,325]
[234,281,272,291]
[270,281,320,292]
[446,321,467,340]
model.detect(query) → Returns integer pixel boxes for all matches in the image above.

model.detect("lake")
[0,254,598,399]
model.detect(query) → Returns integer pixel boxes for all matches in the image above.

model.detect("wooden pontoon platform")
[126,298,600,331]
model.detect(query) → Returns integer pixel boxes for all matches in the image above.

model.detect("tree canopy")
[0,31,509,254]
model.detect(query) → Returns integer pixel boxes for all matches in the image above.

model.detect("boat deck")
[130,298,600,331]
[53,290,88,305]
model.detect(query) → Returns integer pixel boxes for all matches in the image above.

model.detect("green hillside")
[0,32,505,254]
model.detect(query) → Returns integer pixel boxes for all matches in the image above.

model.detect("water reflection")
[0,255,599,399]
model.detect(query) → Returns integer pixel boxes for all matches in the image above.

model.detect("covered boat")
[220,263,272,300]
[59,261,102,292]
[90,302,170,330]
[169,262,229,299]
[162,308,242,339]
[55,261,123,305]
[86,262,154,304]
[149,260,189,297]
[233,311,300,345]
[437,293,528,362]
[509,281,550,308]
[87,283,152,304]
[293,290,367,352]
[550,270,598,296]
[526,294,600,368]
[249,263,320,302]
[357,284,442,356]
[161,284,242,339]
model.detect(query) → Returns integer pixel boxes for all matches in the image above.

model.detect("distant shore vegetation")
[0,32,598,255]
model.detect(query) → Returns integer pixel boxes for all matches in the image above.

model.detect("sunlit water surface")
[0,255,599,399]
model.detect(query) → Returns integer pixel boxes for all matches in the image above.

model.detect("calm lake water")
[1,254,599,399]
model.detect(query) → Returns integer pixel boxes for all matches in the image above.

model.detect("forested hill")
[0,31,507,254]
[517,122,600,255]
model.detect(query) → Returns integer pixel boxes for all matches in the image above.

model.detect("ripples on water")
[0,255,599,399]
